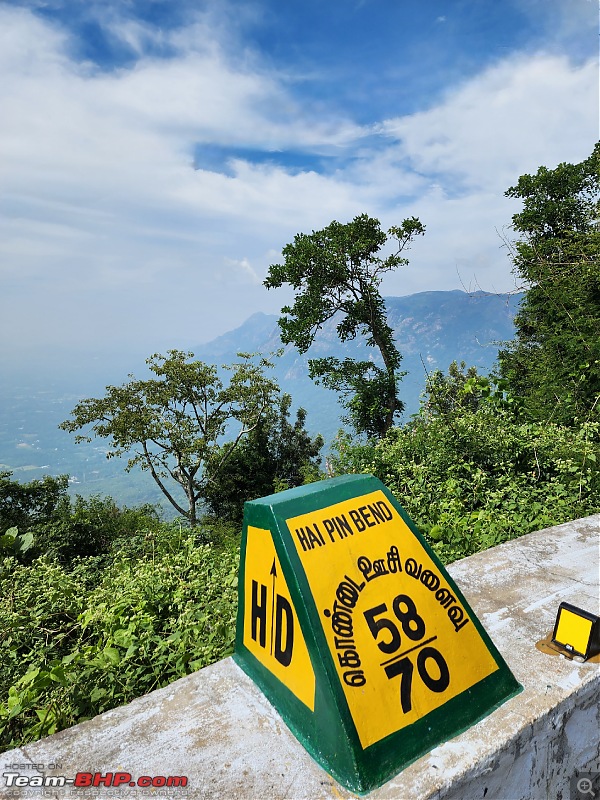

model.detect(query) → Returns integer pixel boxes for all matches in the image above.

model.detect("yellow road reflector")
[552,602,600,660]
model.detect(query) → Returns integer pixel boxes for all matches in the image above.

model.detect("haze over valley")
[0,289,520,514]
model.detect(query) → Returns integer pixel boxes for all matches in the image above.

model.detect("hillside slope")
[197,290,521,440]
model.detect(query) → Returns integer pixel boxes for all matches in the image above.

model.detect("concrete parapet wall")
[2,515,599,800]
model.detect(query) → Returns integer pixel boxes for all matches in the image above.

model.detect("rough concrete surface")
[2,516,599,800]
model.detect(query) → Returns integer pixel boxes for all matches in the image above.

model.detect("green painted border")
[234,474,522,794]
[234,498,361,785]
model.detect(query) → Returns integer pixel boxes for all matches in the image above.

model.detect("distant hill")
[0,289,521,511]
[196,290,522,442]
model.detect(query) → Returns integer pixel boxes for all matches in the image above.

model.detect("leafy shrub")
[332,408,599,563]
[1,472,162,566]
[31,498,160,568]
[0,527,34,557]
[0,526,238,751]
[0,472,68,536]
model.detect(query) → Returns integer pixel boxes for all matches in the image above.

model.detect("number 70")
[384,647,450,713]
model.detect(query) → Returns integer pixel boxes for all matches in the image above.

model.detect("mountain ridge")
[0,289,522,510]
[195,289,522,441]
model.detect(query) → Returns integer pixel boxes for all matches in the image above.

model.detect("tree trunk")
[185,478,197,527]
[370,326,400,437]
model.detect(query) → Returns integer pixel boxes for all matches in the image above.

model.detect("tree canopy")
[0,471,68,536]
[60,350,279,525]
[202,393,323,524]
[500,142,600,423]
[265,213,425,437]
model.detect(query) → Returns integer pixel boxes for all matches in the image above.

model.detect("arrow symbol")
[270,558,277,656]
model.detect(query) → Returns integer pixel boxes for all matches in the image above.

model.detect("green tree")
[31,495,159,564]
[422,361,482,417]
[202,394,324,524]
[422,362,517,420]
[0,471,158,563]
[264,214,425,438]
[60,351,279,526]
[0,472,68,536]
[499,143,600,423]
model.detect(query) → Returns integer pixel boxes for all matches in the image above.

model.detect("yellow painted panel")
[243,525,315,711]
[286,490,499,749]
[555,609,593,655]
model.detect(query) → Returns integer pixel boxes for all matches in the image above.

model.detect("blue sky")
[1,0,597,360]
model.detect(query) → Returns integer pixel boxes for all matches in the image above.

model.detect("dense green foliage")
[1,471,158,565]
[202,394,323,524]
[333,398,599,564]
[0,519,239,751]
[60,351,279,525]
[499,143,600,424]
[0,472,68,536]
[265,214,425,437]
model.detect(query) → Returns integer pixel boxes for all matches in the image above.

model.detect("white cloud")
[379,53,598,192]
[372,52,598,297]
[221,257,261,285]
[0,4,597,355]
